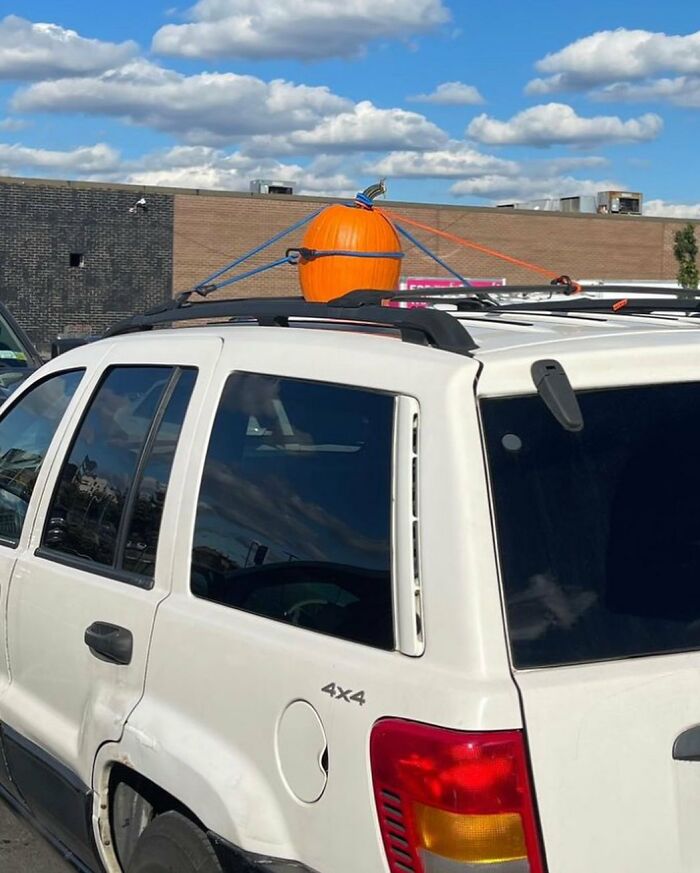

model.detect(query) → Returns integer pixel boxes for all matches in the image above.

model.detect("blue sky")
[1,1,700,216]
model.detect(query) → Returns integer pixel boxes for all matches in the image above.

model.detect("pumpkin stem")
[361,179,387,201]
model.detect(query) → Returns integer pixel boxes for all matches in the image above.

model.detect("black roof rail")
[342,284,700,314]
[104,295,478,356]
[497,296,700,314]
[338,282,579,303]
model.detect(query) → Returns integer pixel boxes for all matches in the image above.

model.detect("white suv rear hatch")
[482,379,700,873]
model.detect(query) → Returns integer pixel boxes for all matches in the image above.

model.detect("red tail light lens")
[370,719,545,873]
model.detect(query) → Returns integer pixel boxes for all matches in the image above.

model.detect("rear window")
[482,382,700,668]
[191,373,395,649]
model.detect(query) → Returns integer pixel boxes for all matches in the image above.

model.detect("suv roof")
[453,307,700,357]
[99,284,700,365]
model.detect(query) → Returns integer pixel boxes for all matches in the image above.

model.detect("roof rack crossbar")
[104,297,477,355]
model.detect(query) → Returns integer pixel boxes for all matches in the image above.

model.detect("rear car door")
[482,378,700,873]
[130,359,406,871]
[1,337,221,865]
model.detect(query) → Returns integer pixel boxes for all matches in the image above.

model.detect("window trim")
[112,367,183,575]
[189,369,399,650]
[33,546,153,590]
[392,395,423,657]
[0,368,86,551]
[37,365,195,586]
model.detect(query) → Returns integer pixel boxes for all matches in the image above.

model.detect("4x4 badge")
[321,682,366,706]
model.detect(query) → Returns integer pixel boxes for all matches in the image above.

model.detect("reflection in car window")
[44,367,174,566]
[0,371,83,544]
[121,369,197,577]
[483,382,700,668]
[192,373,395,649]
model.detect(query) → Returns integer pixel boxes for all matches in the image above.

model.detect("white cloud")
[152,0,450,61]
[450,174,621,202]
[408,81,484,105]
[365,146,615,202]
[0,14,137,81]
[526,28,700,94]
[644,199,700,219]
[13,60,352,144]
[0,142,120,175]
[0,139,356,196]
[0,136,622,205]
[115,147,356,197]
[242,101,448,155]
[467,103,662,147]
[366,142,515,178]
[594,76,700,107]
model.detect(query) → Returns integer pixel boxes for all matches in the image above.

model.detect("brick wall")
[0,175,696,356]
[0,180,173,353]
[173,191,692,299]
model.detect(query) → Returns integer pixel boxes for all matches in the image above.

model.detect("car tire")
[126,811,224,873]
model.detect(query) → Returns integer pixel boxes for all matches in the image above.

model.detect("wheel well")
[108,763,206,870]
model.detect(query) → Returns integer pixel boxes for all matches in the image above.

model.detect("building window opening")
[69,253,85,268]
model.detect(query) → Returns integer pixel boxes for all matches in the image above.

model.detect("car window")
[483,381,700,668]
[0,309,33,370]
[43,366,195,578]
[0,370,84,545]
[192,373,395,649]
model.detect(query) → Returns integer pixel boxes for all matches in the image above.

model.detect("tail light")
[370,719,545,873]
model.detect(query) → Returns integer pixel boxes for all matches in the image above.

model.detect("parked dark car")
[0,303,43,401]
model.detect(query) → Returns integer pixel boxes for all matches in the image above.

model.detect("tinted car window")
[0,371,83,544]
[44,367,174,567]
[192,373,395,649]
[0,309,34,370]
[121,369,197,577]
[483,382,700,668]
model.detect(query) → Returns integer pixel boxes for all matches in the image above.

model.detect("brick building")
[0,174,693,353]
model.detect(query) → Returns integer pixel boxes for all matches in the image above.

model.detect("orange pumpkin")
[298,192,402,302]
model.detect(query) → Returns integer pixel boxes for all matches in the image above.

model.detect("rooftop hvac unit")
[497,198,563,211]
[560,195,597,214]
[596,190,643,215]
[250,179,295,196]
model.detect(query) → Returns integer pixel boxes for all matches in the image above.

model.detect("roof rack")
[347,284,700,315]
[103,294,478,356]
[103,284,700,358]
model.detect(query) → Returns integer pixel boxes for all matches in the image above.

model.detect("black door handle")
[674,725,700,761]
[84,622,133,666]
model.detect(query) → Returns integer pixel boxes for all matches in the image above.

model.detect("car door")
[0,367,90,799]
[1,337,221,864]
[130,357,407,869]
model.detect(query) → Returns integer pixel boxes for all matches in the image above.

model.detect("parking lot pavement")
[0,801,71,872]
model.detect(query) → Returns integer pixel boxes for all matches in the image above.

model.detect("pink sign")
[401,276,506,290]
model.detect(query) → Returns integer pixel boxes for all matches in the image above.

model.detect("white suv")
[1,287,699,873]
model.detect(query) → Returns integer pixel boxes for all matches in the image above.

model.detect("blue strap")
[193,209,323,294]
[208,254,297,293]
[395,223,471,287]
